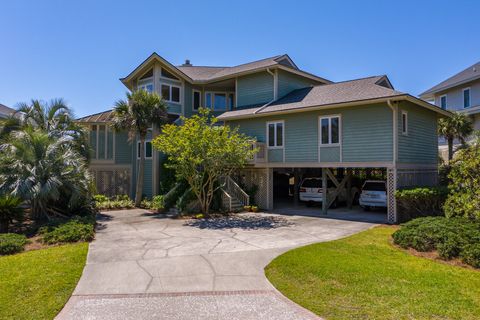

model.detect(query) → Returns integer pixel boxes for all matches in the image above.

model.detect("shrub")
[94,195,134,210]
[93,194,109,203]
[0,195,24,233]
[444,142,480,220]
[392,216,480,268]
[395,186,448,222]
[39,217,95,244]
[151,195,164,210]
[0,233,28,255]
[461,244,480,268]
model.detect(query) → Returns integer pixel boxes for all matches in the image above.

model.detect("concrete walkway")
[57,209,376,320]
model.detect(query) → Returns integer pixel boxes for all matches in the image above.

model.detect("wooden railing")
[219,176,249,207]
[248,141,267,164]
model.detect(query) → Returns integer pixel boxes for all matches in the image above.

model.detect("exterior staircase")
[219,176,250,212]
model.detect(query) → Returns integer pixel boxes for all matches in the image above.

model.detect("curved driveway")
[58,209,375,320]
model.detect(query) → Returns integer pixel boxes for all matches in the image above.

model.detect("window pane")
[321,118,329,144]
[214,93,226,110]
[441,96,447,109]
[276,123,283,146]
[161,68,179,80]
[145,84,153,93]
[193,91,200,110]
[137,142,141,158]
[145,141,152,158]
[402,114,407,133]
[464,90,470,108]
[161,85,170,101]
[268,123,275,147]
[331,117,339,144]
[205,93,212,108]
[228,93,234,109]
[172,86,180,102]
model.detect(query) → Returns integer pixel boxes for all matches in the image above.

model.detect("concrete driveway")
[57,209,376,320]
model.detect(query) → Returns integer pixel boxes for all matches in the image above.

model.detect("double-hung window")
[192,90,201,110]
[463,88,471,108]
[319,116,340,145]
[267,121,284,148]
[161,84,181,103]
[440,95,447,109]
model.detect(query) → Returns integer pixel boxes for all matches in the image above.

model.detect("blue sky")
[1,0,479,117]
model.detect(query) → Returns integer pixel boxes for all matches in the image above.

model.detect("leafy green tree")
[0,195,23,233]
[113,90,168,206]
[153,108,257,215]
[438,112,473,161]
[0,128,91,220]
[443,138,480,220]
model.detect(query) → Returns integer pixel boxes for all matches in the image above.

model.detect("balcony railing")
[248,141,267,164]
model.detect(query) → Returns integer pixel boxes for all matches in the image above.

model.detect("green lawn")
[0,243,88,320]
[265,227,480,320]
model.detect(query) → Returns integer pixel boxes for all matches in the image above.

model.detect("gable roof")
[218,76,451,120]
[120,53,331,89]
[0,103,15,118]
[420,61,480,99]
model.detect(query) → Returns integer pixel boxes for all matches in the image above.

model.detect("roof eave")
[218,95,451,121]
[420,74,480,98]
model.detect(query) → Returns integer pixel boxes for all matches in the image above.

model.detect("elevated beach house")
[77,53,450,223]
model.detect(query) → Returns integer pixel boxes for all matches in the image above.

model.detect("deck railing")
[219,176,249,207]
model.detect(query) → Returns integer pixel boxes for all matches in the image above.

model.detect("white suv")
[359,180,387,210]
[299,177,359,207]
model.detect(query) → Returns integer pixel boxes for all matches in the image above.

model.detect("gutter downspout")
[255,68,278,114]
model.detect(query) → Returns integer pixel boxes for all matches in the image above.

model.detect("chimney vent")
[183,59,192,67]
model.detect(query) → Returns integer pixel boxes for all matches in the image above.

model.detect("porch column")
[322,168,328,215]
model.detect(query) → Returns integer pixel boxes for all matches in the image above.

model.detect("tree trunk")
[448,137,454,162]
[135,137,145,207]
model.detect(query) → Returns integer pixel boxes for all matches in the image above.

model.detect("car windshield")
[363,182,386,191]
[301,179,322,188]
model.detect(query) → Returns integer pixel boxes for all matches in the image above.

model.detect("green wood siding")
[183,82,193,118]
[277,70,315,98]
[268,149,284,162]
[237,71,273,108]
[319,146,340,162]
[342,104,393,162]
[114,131,132,164]
[229,103,397,165]
[397,101,438,164]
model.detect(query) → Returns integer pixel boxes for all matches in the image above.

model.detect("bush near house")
[0,233,29,255]
[395,186,449,222]
[141,195,165,212]
[39,216,95,245]
[94,194,135,210]
[392,216,480,267]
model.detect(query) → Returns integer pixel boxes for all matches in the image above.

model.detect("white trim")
[401,110,408,136]
[318,115,341,146]
[192,89,201,111]
[160,83,182,104]
[266,120,285,149]
[462,87,471,108]
[136,140,153,160]
[440,94,447,110]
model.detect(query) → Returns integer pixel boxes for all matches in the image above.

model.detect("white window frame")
[319,115,341,146]
[401,111,408,136]
[161,84,181,104]
[266,120,285,149]
[205,91,235,111]
[138,79,154,93]
[192,89,201,111]
[463,87,471,108]
[440,94,447,110]
[137,140,153,160]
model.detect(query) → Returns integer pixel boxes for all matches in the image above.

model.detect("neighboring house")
[0,103,15,118]
[78,53,449,223]
[420,61,480,158]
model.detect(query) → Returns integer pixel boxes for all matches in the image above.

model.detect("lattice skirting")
[235,168,270,210]
[91,167,131,197]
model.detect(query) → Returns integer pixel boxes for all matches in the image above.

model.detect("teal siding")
[107,129,113,159]
[183,82,193,117]
[89,129,97,159]
[98,125,106,158]
[167,102,182,114]
[319,146,340,162]
[141,160,153,198]
[397,101,438,164]
[237,71,273,108]
[114,131,133,164]
[230,103,396,165]
[277,70,315,98]
[268,149,284,162]
[342,104,393,162]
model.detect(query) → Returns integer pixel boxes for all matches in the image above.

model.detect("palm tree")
[438,112,473,161]
[0,195,23,233]
[0,128,91,220]
[113,90,168,206]
[15,99,91,161]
